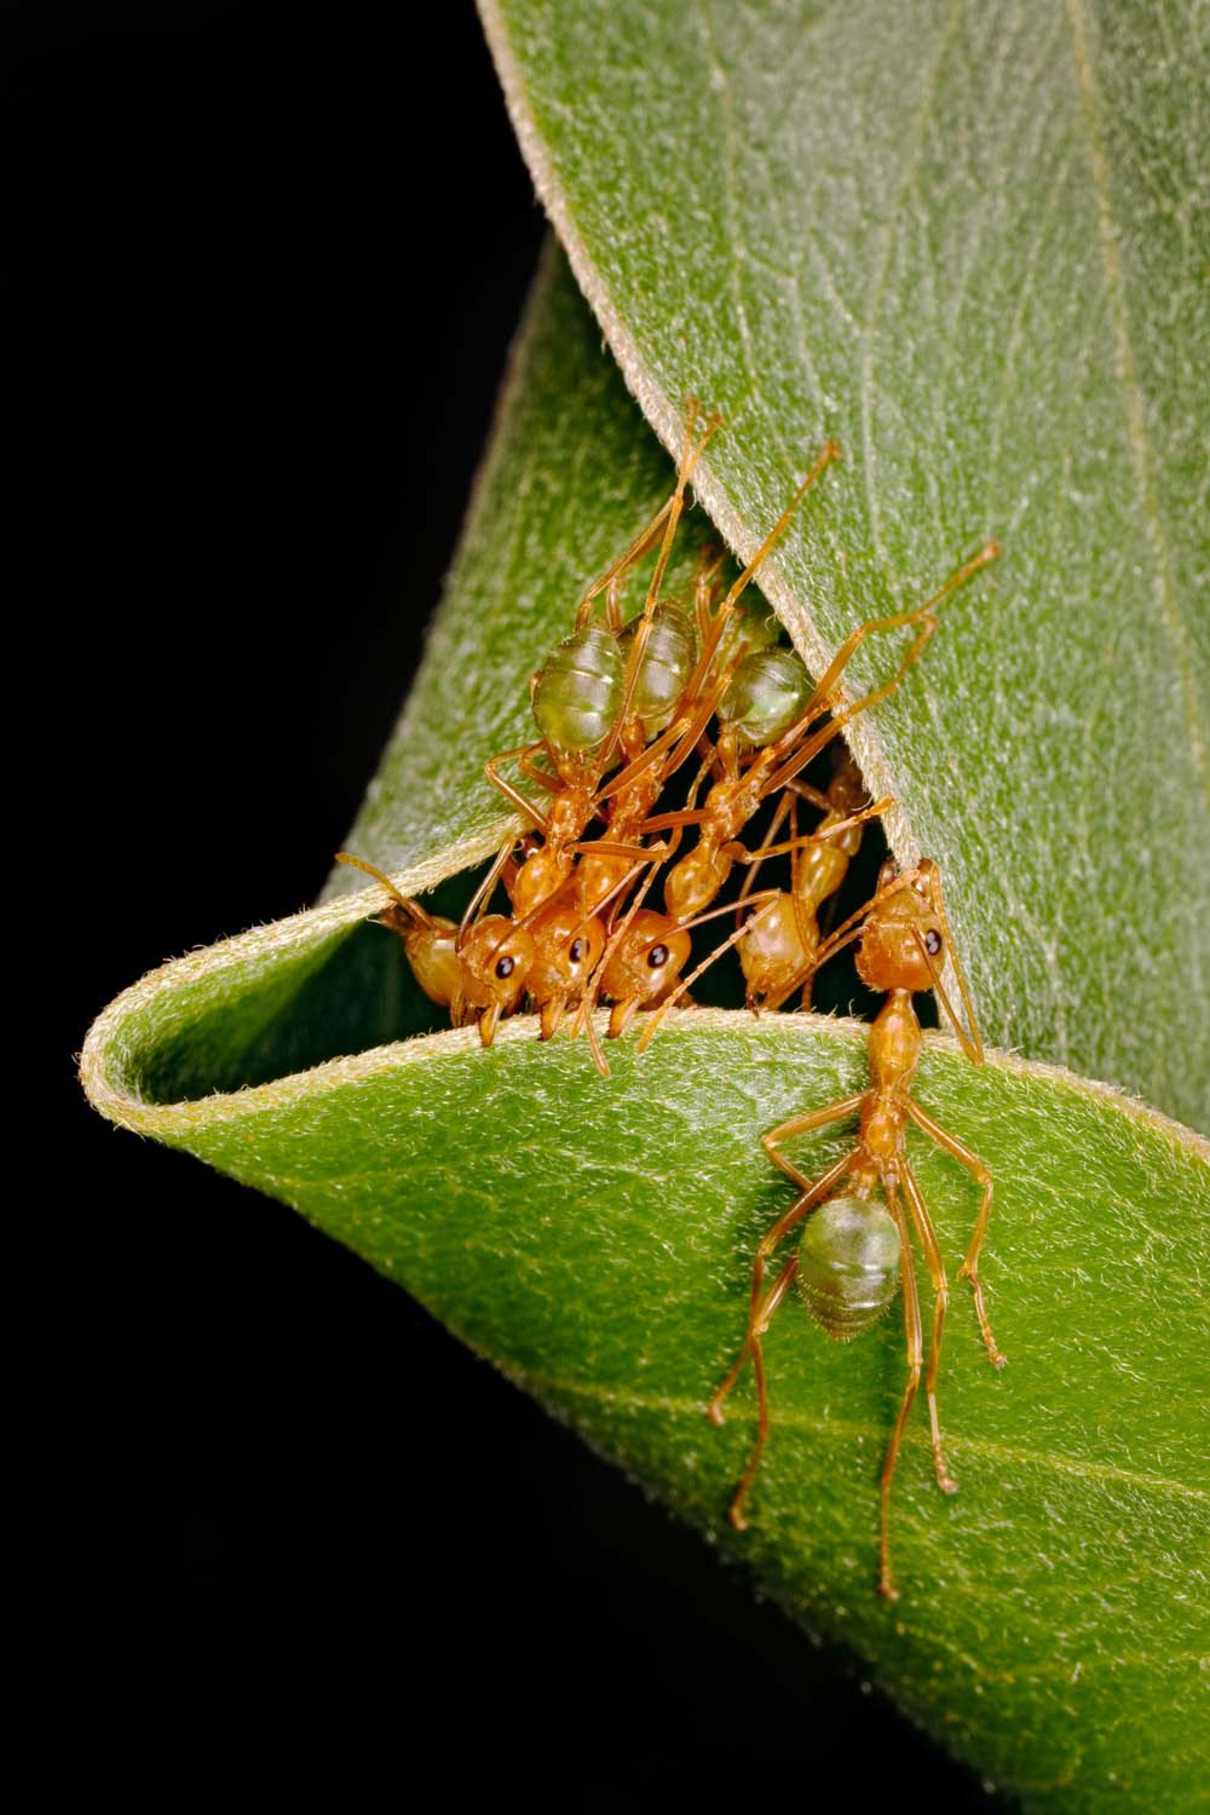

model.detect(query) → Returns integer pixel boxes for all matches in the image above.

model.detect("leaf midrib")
[510,1369,1207,1505]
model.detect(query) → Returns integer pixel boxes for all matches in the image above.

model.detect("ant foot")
[728,1505,749,1533]
[878,1579,900,1603]
[706,1398,727,1428]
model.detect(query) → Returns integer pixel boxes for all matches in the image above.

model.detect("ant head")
[738,896,809,1009]
[528,905,607,1001]
[856,893,945,995]
[600,910,692,1006]
[856,860,984,1063]
[856,861,944,993]
[459,915,536,1011]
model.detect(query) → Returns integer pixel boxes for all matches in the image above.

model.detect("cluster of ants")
[341,407,1005,1598]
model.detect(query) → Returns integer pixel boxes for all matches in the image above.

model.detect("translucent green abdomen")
[532,626,624,752]
[719,647,812,746]
[618,604,697,737]
[797,1195,901,1339]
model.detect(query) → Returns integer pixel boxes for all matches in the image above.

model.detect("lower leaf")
[81,888,1210,1813]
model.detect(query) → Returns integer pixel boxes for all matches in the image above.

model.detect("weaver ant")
[708,857,1003,1599]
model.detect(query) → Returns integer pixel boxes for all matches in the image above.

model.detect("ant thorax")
[865,992,924,1095]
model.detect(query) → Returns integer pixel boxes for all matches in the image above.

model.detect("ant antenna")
[335,852,432,924]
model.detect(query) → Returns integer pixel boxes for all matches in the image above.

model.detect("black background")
[25,4,1004,1801]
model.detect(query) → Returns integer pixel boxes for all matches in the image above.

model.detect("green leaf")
[83,910,1209,1810]
[480,0,1210,1132]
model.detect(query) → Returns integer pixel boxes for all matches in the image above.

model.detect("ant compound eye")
[647,943,670,970]
[495,954,517,980]
[924,929,943,957]
[569,937,586,963]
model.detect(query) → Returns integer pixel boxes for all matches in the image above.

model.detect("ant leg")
[709,1152,852,1428]
[901,1163,958,1494]
[693,546,730,644]
[483,750,552,833]
[725,796,892,868]
[517,753,561,793]
[592,707,706,807]
[581,1000,611,1078]
[759,619,938,798]
[571,837,667,864]
[879,1182,924,1601]
[574,402,720,629]
[735,788,795,929]
[686,443,840,700]
[601,412,722,763]
[630,803,710,837]
[786,777,834,814]
[722,1254,800,1530]
[574,499,673,627]
[798,541,1001,715]
[905,1102,1004,1368]
[761,1096,868,1193]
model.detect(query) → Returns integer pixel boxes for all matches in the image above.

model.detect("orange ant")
[332,853,536,1044]
[707,857,1003,1599]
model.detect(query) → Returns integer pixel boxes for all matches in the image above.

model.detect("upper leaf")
[478,0,1210,1130]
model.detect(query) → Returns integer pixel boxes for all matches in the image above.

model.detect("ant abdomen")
[797,1195,901,1340]
[531,626,624,753]
[617,602,697,738]
[718,647,813,747]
